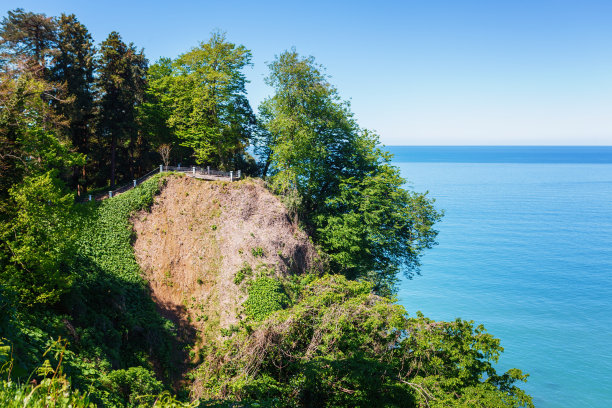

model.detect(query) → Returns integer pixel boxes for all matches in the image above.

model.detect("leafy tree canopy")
[147,31,256,169]
[0,170,76,306]
[96,31,148,187]
[259,50,443,294]
[0,8,57,74]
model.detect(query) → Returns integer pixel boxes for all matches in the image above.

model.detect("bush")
[0,171,76,306]
[105,366,164,406]
[194,275,533,407]
[0,378,93,408]
[243,277,289,321]
[233,263,252,285]
[251,247,264,258]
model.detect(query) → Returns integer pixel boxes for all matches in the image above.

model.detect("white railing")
[82,165,242,202]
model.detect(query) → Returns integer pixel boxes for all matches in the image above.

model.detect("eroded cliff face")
[131,175,320,355]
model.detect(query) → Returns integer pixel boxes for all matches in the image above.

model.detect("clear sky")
[5,0,612,145]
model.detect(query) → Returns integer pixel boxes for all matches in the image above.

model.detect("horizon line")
[383,144,612,147]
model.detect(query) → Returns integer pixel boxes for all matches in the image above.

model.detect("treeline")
[0,8,442,298]
[0,8,255,199]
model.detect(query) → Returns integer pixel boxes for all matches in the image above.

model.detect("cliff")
[130,175,321,363]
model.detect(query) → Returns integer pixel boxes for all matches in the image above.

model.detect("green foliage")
[0,288,14,340]
[147,31,255,169]
[64,175,180,396]
[0,171,76,306]
[0,378,93,407]
[96,31,148,187]
[49,13,96,193]
[243,277,289,321]
[315,132,443,295]
[105,366,163,406]
[0,73,83,209]
[234,263,252,285]
[196,275,532,407]
[0,337,93,407]
[0,336,197,408]
[259,50,443,294]
[0,175,178,404]
[250,247,264,258]
[0,8,57,68]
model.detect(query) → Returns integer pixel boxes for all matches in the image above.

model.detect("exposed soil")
[130,175,320,384]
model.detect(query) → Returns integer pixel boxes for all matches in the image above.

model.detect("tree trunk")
[110,134,117,189]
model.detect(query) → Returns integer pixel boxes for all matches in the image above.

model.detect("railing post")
[133,179,137,187]
[192,166,195,175]
[207,166,210,175]
[237,169,241,179]
[160,164,163,173]
[108,191,112,198]
[230,171,233,182]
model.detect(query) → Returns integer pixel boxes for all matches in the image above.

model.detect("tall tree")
[167,31,255,169]
[259,50,443,294]
[96,31,147,188]
[0,10,83,307]
[0,8,57,77]
[49,14,95,195]
[0,10,72,213]
[259,50,359,211]
[138,58,193,167]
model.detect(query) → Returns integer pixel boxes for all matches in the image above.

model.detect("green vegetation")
[250,246,265,258]
[0,171,77,306]
[0,7,531,407]
[234,263,252,285]
[96,31,147,188]
[147,32,256,170]
[242,276,289,321]
[0,176,187,406]
[196,276,532,407]
[258,50,443,295]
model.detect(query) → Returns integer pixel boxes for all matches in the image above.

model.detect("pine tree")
[96,31,147,188]
[49,14,95,195]
[0,8,57,77]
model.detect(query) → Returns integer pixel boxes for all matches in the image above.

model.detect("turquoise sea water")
[391,146,612,408]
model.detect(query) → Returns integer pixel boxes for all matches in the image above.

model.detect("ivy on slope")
[0,173,185,405]
[65,174,178,394]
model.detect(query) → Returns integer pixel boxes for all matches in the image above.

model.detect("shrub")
[233,263,252,285]
[243,277,289,321]
[194,275,533,407]
[251,247,264,258]
[105,366,163,406]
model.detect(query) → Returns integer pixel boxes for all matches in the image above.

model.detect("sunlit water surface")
[392,147,612,408]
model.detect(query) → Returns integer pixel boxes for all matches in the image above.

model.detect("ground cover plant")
[0,175,195,406]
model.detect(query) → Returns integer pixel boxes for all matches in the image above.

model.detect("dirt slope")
[131,175,320,360]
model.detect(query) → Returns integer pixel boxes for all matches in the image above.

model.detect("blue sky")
[5,0,612,145]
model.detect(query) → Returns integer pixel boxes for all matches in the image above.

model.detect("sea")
[390,146,612,408]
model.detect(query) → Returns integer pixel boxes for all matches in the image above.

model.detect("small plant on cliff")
[251,247,265,258]
[234,263,253,285]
